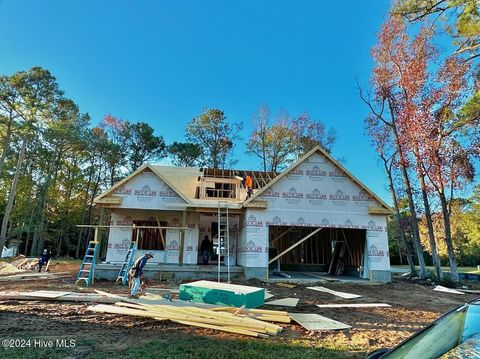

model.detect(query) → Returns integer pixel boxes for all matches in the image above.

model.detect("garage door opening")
[268,226,366,278]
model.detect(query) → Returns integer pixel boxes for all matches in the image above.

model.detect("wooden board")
[264,298,299,307]
[0,272,70,282]
[0,291,118,304]
[179,280,265,308]
[289,313,351,331]
[434,285,465,295]
[459,289,480,294]
[316,303,391,308]
[20,291,72,299]
[306,286,361,299]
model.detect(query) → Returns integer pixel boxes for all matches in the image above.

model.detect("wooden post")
[155,216,166,248]
[269,228,322,265]
[178,211,187,265]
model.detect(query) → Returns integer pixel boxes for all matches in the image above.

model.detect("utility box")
[179,280,265,308]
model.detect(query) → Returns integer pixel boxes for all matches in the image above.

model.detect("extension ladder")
[76,239,99,287]
[116,232,139,285]
[217,201,230,283]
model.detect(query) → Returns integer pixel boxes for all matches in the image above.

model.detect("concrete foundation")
[95,263,245,281]
[369,270,392,283]
[244,267,268,280]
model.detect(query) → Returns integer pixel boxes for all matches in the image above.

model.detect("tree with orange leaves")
[363,15,477,282]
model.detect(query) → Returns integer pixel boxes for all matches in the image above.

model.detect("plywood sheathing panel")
[264,298,299,307]
[289,313,351,331]
[434,285,465,295]
[306,286,362,299]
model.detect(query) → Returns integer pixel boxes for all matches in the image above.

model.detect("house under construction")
[92,145,393,282]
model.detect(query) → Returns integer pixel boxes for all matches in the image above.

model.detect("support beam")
[155,216,166,249]
[76,225,189,230]
[178,211,187,265]
[269,227,322,264]
[270,227,296,246]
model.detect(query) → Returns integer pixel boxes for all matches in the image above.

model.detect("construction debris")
[7,255,39,270]
[434,285,465,295]
[264,291,274,300]
[275,282,296,289]
[306,286,362,299]
[316,303,391,308]
[88,291,288,338]
[264,298,299,307]
[0,290,118,304]
[458,289,480,294]
[289,313,351,331]
[0,261,21,275]
[0,255,40,276]
[0,271,70,282]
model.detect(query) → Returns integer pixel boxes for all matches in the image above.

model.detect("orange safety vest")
[245,176,252,188]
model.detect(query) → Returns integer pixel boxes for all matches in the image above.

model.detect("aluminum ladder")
[217,200,230,283]
[116,234,138,285]
[76,238,100,287]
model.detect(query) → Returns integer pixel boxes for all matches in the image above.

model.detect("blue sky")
[0,0,395,201]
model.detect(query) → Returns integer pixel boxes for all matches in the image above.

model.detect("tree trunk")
[24,206,36,256]
[0,118,13,177]
[30,168,54,256]
[439,190,459,282]
[416,162,442,280]
[387,98,427,278]
[384,159,417,275]
[76,165,94,258]
[392,147,427,277]
[0,142,26,250]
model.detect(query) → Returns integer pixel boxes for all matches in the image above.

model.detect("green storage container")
[179,280,265,308]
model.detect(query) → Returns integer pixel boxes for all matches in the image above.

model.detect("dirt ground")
[0,262,478,358]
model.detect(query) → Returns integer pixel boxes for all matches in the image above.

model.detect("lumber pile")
[0,255,40,276]
[89,291,289,338]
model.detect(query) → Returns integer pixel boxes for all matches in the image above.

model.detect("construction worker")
[200,235,213,265]
[245,175,253,199]
[129,251,154,298]
[38,249,50,272]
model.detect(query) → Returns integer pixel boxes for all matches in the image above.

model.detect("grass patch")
[392,265,480,275]
[1,334,352,359]
[90,336,350,359]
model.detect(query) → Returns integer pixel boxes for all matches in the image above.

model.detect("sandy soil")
[0,262,478,358]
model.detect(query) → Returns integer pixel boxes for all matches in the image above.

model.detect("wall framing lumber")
[268,227,322,264]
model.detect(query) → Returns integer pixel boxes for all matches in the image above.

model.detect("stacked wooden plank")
[89,291,289,338]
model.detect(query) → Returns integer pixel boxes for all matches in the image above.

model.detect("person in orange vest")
[245,175,253,199]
